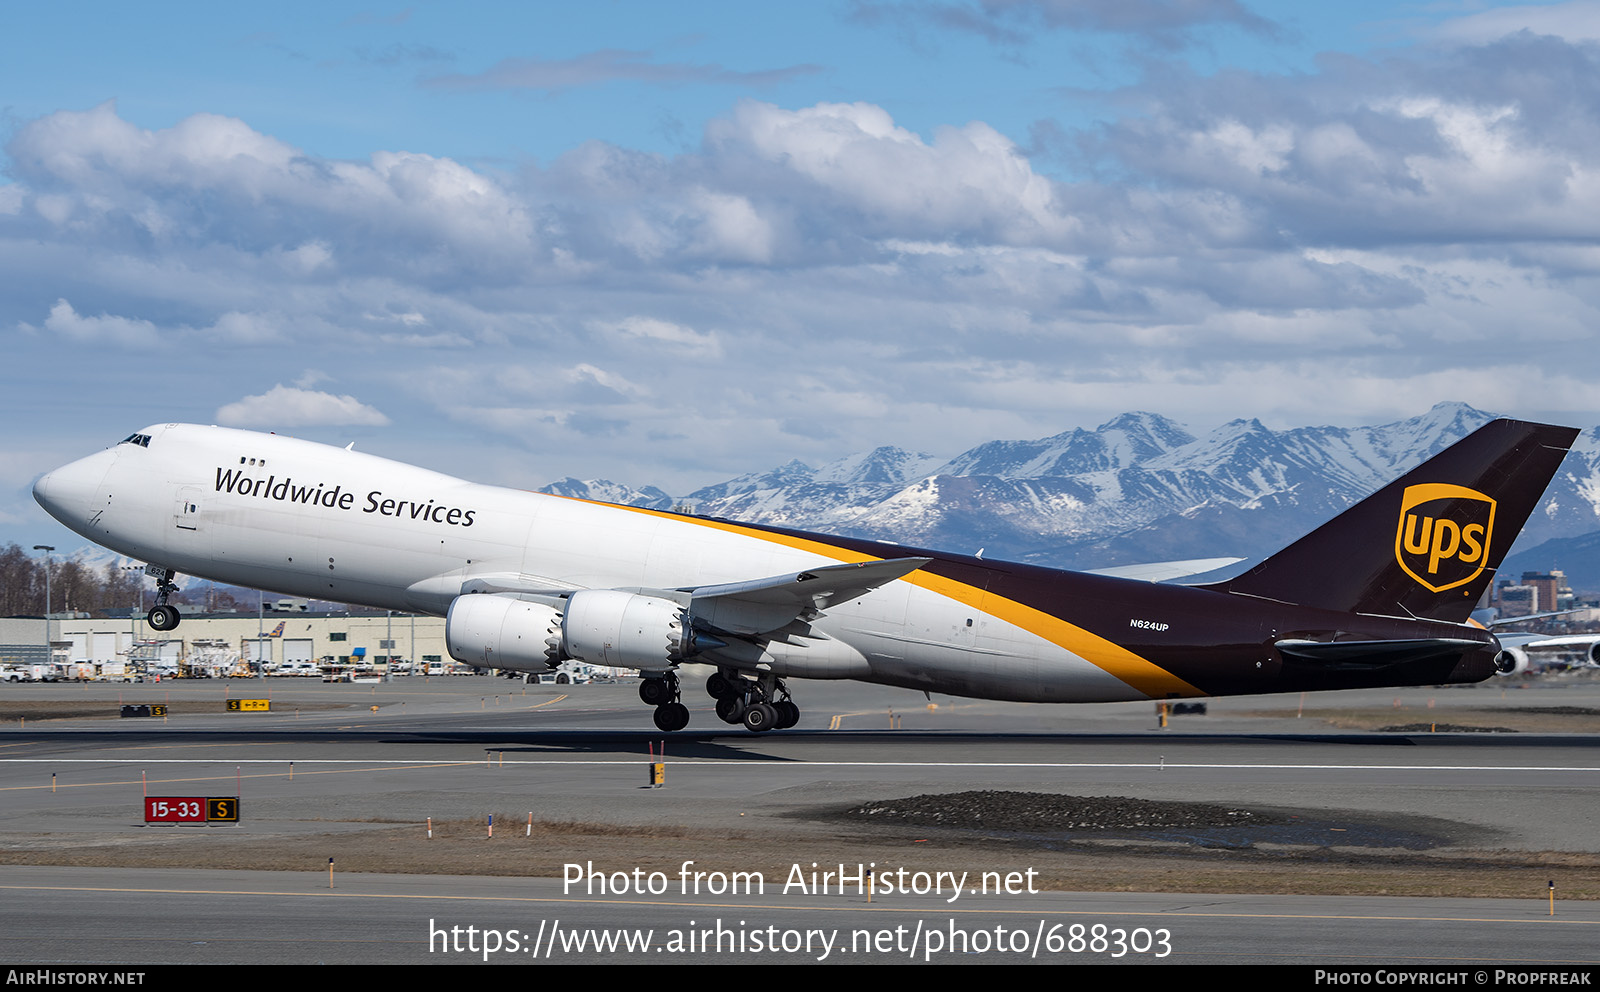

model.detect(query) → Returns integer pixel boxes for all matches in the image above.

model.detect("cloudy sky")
[7,1,1600,551]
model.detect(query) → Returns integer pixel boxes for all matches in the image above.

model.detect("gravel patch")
[840,790,1281,832]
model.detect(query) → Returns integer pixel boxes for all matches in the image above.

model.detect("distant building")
[1493,570,1576,615]
[1495,582,1537,614]
[0,611,452,676]
[1521,570,1574,613]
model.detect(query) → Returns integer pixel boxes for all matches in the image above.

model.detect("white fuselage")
[34,424,1159,703]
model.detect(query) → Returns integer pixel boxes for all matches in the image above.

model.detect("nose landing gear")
[145,568,181,631]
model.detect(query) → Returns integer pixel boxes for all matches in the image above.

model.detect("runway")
[2,673,1599,965]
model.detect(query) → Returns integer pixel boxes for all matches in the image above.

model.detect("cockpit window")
[119,433,151,448]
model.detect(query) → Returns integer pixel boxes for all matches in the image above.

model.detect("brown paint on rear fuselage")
[693,520,1499,698]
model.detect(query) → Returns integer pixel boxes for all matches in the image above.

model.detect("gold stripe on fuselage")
[553,498,1204,699]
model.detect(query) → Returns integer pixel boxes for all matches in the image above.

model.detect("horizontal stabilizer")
[1275,637,1485,669]
[689,557,931,636]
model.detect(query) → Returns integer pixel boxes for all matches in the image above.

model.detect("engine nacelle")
[1493,647,1529,677]
[561,590,689,670]
[446,595,565,672]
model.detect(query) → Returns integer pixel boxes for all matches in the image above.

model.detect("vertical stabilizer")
[1209,419,1580,622]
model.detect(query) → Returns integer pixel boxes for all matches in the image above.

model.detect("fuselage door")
[174,488,202,531]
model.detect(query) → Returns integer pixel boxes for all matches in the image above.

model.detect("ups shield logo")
[1394,483,1497,593]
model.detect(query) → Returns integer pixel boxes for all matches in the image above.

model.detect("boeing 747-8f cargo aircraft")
[33,419,1578,732]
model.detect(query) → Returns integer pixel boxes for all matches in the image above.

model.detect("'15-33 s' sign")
[144,797,240,823]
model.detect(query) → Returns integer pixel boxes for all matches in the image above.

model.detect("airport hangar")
[0,609,451,675]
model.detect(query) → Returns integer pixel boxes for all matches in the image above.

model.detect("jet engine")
[1493,646,1529,677]
[448,588,724,674]
[560,589,691,669]
[445,595,565,672]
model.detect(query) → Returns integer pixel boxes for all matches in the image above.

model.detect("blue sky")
[7,1,1600,552]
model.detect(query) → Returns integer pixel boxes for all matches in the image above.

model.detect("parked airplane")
[33,419,1579,732]
[1490,632,1600,676]
[1467,608,1600,676]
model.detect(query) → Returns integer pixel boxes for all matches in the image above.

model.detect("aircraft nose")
[33,449,116,528]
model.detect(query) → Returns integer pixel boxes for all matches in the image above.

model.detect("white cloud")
[1080,36,1600,248]
[564,363,644,397]
[599,316,722,357]
[1432,1,1600,45]
[39,299,161,347]
[688,189,774,262]
[6,52,1600,525]
[206,311,288,345]
[7,103,537,276]
[216,385,391,428]
[707,100,1069,244]
[424,49,822,92]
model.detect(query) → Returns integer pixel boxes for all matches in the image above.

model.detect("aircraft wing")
[1521,635,1600,650]
[687,557,932,636]
[1495,633,1600,652]
[1490,632,1600,674]
[419,557,933,641]
[1474,608,1583,627]
[1085,557,1245,582]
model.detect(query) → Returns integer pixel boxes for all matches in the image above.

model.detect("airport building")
[0,609,450,677]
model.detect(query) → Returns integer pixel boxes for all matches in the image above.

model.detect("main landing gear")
[145,568,181,632]
[641,672,690,732]
[706,669,798,733]
[638,669,802,733]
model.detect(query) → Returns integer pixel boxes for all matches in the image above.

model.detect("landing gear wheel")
[775,700,800,729]
[706,672,737,700]
[715,696,746,724]
[639,678,671,706]
[652,702,690,732]
[147,605,180,631]
[742,702,778,733]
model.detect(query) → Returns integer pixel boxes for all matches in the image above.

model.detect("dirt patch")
[825,790,1456,850]
[836,790,1287,832]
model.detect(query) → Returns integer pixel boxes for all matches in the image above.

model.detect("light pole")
[122,564,141,669]
[120,565,145,613]
[33,545,54,668]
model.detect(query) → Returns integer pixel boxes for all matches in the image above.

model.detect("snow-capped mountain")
[538,477,676,511]
[539,402,1600,572]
